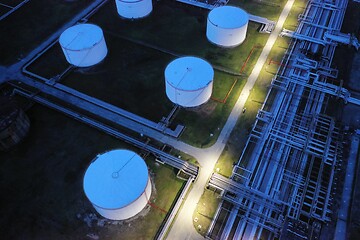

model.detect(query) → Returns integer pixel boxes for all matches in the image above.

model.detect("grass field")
[90,1,269,73]
[229,0,287,21]
[0,0,93,65]
[25,0,273,147]
[193,189,221,236]
[282,0,308,30]
[0,103,184,239]
[0,0,27,16]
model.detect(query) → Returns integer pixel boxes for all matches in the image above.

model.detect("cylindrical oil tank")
[207,6,249,47]
[115,0,152,19]
[59,24,108,67]
[83,149,152,220]
[165,56,214,107]
[0,98,30,151]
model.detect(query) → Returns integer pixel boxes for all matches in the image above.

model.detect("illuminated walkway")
[165,0,295,239]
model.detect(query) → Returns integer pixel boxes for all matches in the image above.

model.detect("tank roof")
[165,56,214,91]
[83,149,149,209]
[208,6,248,29]
[59,24,104,51]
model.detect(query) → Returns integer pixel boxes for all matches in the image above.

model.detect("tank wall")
[206,21,248,47]
[61,37,107,67]
[166,81,213,107]
[0,109,30,151]
[92,178,152,220]
[115,0,152,19]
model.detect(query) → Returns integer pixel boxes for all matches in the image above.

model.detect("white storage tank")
[165,56,214,108]
[207,6,249,47]
[83,149,152,220]
[115,0,152,19]
[59,24,107,67]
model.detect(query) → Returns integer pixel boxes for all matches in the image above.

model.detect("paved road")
[0,0,294,239]
[165,1,295,239]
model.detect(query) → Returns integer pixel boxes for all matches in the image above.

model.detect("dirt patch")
[186,101,218,117]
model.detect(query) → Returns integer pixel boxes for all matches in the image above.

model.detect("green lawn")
[25,42,70,80]
[91,1,269,72]
[229,0,287,21]
[0,7,9,16]
[193,189,221,236]
[178,75,247,147]
[23,0,289,148]
[0,103,184,239]
[214,20,293,176]
[25,0,271,147]
[0,0,93,65]
[61,35,174,122]
[283,0,308,31]
[89,1,270,148]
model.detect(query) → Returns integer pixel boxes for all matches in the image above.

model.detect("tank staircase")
[10,83,199,178]
[248,14,276,33]
[158,105,182,129]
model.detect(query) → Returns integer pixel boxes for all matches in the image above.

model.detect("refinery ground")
[0,1,293,238]
[1,0,360,239]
